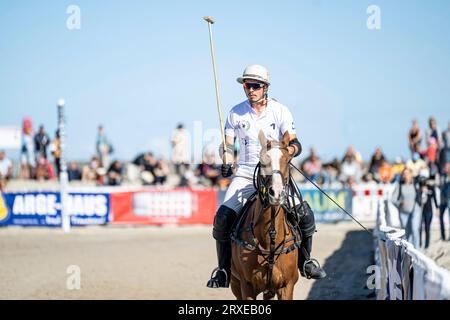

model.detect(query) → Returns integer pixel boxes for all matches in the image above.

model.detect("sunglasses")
[243,82,265,90]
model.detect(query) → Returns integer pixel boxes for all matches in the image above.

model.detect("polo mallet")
[203,16,229,164]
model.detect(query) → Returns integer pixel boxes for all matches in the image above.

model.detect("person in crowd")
[107,160,123,186]
[20,117,35,179]
[301,147,322,182]
[442,121,450,164]
[34,125,50,160]
[369,147,386,181]
[68,161,82,181]
[171,123,190,176]
[378,160,394,184]
[141,152,158,185]
[439,162,450,241]
[342,145,363,165]
[196,152,221,187]
[49,130,61,178]
[392,157,406,183]
[0,150,13,191]
[321,158,341,186]
[34,154,55,180]
[408,119,422,157]
[96,125,113,169]
[340,153,362,183]
[419,177,439,249]
[82,155,101,182]
[154,159,170,185]
[391,168,423,249]
[406,152,428,180]
[425,117,443,152]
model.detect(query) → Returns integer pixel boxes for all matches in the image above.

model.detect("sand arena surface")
[0,223,375,299]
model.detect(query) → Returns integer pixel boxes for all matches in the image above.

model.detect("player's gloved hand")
[221,164,234,178]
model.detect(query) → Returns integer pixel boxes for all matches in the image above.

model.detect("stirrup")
[207,267,229,288]
[303,258,323,280]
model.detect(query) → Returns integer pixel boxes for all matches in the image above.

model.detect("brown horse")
[230,131,302,300]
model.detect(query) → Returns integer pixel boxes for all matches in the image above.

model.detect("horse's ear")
[258,130,267,147]
[282,131,290,146]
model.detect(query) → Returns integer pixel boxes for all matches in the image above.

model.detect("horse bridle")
[254,144,290,207]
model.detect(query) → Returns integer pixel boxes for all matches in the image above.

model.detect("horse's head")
[258,131,293,206]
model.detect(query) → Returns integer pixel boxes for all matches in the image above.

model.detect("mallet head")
[203,16,215,24]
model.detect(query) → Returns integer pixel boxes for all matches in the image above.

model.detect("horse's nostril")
[268,188,275,196]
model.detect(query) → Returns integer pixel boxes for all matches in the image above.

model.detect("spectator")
[107,160,123,186]
[179,165,199,187]
[171,123,190,176]
[442,120,450,164]
[392,157,406,183]
[96,125,113,169]
[424,137,438,164]
[406,153,428,180]
[408,119,422,157]
[34,125,50,160]
[0,150,13,191]
[420,178,439,249]
[425,116,442,151]
[196,152,221,187]
[68,162,82,181]
[82,156,101,182]
[301,148,322,182]
[369,147,386,181]
[439,162,450,241]
[20,117,35,179]
[34,154,55,180]
[49,130,61,177]
[378,160,394,184]
[140,153,158,185]
[391,168,422,249]
[154,159,170,185]
[340,154,362,183]
[342,145,363,165]
[322,158,341,186]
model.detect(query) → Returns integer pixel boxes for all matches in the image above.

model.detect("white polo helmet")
[237,64,270,85]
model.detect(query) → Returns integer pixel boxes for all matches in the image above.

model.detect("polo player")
[207,65,326,288]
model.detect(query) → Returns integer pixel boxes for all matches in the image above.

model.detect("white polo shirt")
[224,98,296,177]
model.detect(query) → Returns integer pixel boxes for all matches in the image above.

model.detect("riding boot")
[298,235,326,279]
[206,240,232,288]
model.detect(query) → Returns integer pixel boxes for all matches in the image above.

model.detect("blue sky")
[0,0,449,163]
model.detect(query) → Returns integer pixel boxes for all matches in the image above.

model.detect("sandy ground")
[419,230,450,271]
[0,222,375,300]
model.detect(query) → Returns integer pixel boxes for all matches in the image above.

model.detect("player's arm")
[222,135,235,164]
[286,133,302,158]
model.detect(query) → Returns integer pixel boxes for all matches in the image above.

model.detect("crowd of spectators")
[1,117,449,191]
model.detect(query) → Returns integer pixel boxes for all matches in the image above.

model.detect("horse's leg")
[276,282,295,300]
[240,281,257,300]
[230,273,242,300]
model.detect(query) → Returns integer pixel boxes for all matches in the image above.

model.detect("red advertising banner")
[110,187,217,225]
